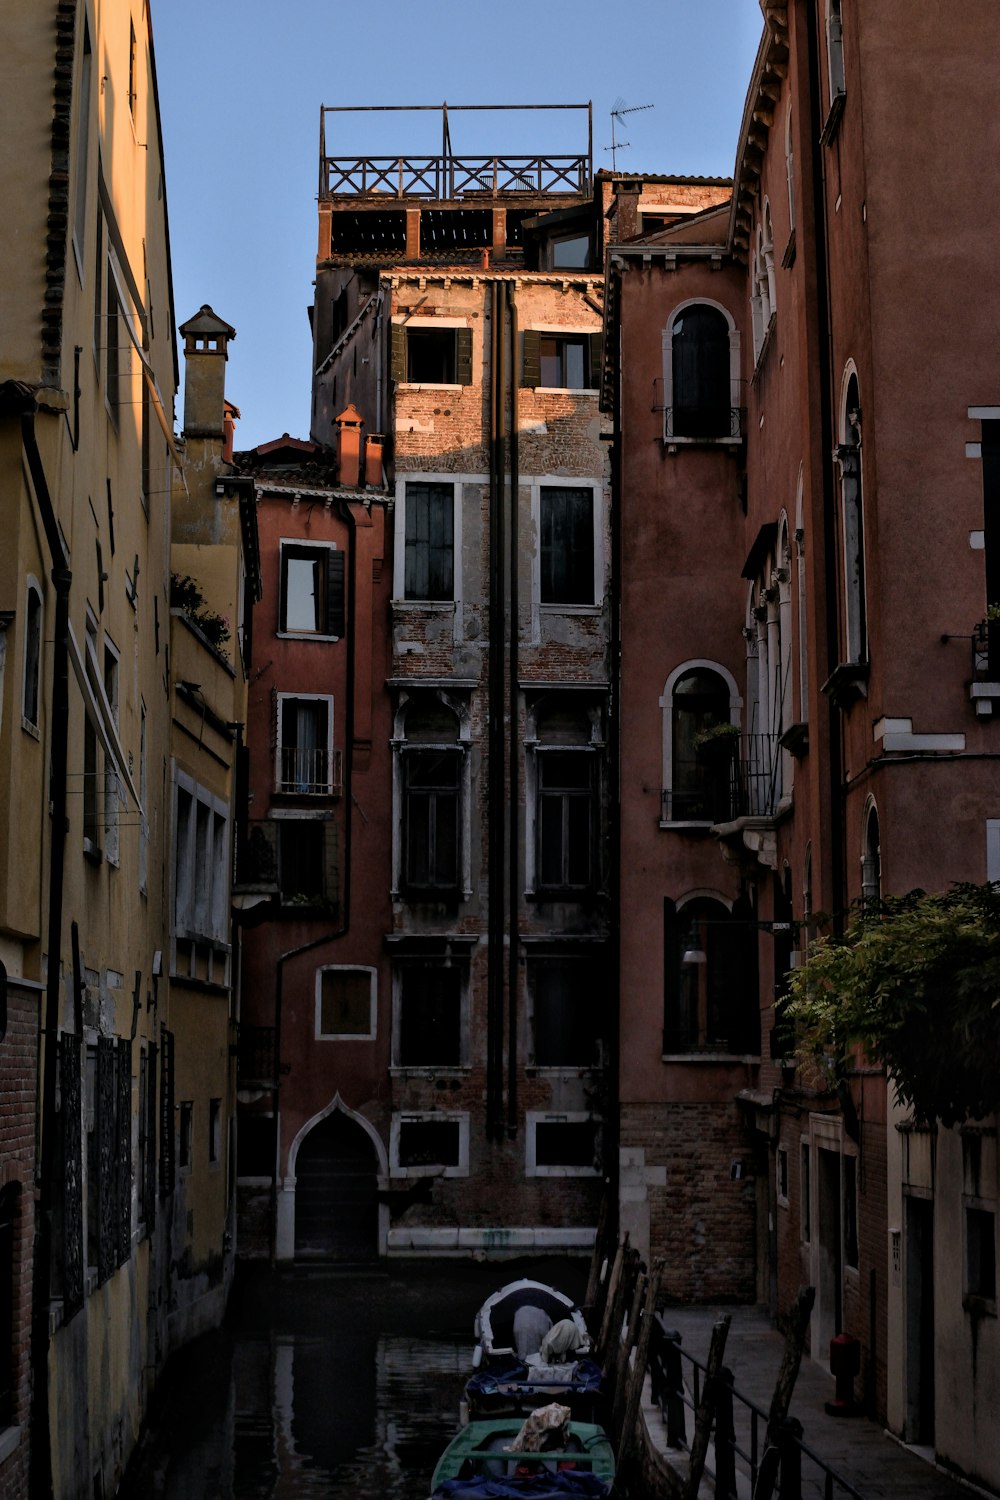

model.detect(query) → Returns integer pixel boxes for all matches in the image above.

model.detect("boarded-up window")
[319,968,374,1037]
[397,965,462,1067]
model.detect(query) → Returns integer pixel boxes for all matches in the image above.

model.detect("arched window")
[751,209,776,363]
[664,301,740,443]
[663,665,739,824]
[22,581,42,730]
[861,803,881,908]
[794,469,808,720]
[838,371,867,663]
[663,894,760,1055]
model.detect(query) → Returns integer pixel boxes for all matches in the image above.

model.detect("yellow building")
[0,6,255,1496]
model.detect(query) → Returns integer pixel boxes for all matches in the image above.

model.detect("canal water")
[119,1258,588,1500]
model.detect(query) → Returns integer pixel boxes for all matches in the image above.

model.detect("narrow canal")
[119,1258,588,1499]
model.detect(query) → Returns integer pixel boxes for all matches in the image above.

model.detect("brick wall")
[622,1101,757,1302]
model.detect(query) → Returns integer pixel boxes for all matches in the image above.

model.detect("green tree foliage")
[785,884,1000,1127]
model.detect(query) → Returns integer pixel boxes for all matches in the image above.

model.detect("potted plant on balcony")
[693,720,741,765]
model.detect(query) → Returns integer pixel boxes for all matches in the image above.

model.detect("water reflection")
[121,1261,585,1500]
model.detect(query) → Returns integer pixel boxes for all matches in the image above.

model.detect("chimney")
[335,403,365,487]
[364,433,384,487]
[222,400,241,463]
[611,178,643,243]
[178,304,237,439]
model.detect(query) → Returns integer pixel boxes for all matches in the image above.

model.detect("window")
[663,895,760,1055]
[843,1153,858,1269]
[83,617,101,853]
[671,304,734,438]
[838,373,867,664]
[404,482,454,602]
[785,103,795,236]
[539,487,595,605]
[237,1113,276,1178]
[801,1144,811,1243]
[0,1186,16,1429]
[87,1035,132,1282]
[529,956,601,1067]
[663,666,737,824]
[550,234,592,270]
[526,1113,600,1177]
[751,215,776,365]
[106,260,122,421]
[391,1113,469,1177]
[22,582,42,731]
[103,640,120,866]
[395,964,463,1068]
[128,19,137,119]
[275,816,337,910]
[279,542,344,637]
[139,701,148,893]
[276,694,334,794]
[178,1101,193,1170]
[208,1099,221,1164]
[777,1147,789,1205]
[826,0,846,110]
[317,966,376,1039]
[861,803,881,909]
[72,23,92,266]
[391,324,473,386]
[401,703,462,896]
[172,772,230,959]
[531,699,599,896]
[523,331,601,390]
[966,1207,997,1306]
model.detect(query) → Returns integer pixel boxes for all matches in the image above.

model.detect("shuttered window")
[539,487,594,605]
[522,331,601,389]
[391,325,472,386]
[280,543,345,637]
[404,482,454,601]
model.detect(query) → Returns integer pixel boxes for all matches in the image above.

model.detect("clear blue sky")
[152,0,762,449]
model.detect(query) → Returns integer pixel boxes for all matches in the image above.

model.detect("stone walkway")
[640,1305,983,1500]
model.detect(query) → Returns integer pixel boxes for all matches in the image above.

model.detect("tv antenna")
[604,98,654,171]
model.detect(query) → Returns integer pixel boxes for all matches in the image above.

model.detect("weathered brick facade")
[0,986,39,1499]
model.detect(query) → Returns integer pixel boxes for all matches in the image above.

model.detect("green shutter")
[456,327,473,385]
[522,329,541,388]
[391,322,406,384]
[326,549,346,638]
[588,332,602,389]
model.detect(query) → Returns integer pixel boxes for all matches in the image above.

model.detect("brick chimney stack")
[611,178,643,243]
[336,403,365,487]
[179,304,236,439]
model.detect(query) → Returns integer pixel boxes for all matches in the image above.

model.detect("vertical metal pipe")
[486,281,504,1138]
[506,284,519,1135]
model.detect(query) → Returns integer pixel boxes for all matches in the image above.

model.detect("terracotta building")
[604,1,1000,1490]
[0,5,253,1494]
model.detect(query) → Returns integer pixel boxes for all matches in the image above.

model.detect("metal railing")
[321,153,591,199]
[972,618,1000,681]
[275,747,342,796]
[661,734,782,826]
[649,1316,865,1500]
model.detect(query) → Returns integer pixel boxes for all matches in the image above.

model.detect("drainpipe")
[267,496,358,1266]
[486,281,506,1141]
[506,282,519,1137]
[806,0,846,931]
[606,296,622,1217]
[16,397,71,1500]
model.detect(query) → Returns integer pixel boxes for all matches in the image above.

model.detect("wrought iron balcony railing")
[661,734,783,826]
[275,746,342,797]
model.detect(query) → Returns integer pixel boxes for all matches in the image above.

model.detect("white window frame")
[275,692,335,795]
[315,964,377,1041]
[531,478,604,618]
[837,363,868,665]
[525,322,601,395]
[661,299,742,444]
[277,536,342,641]
[526,1112,601,1178]
[659,660,742,828]
[170,765,231,979]
[389,1111,469,1179]
[523,695,604,897]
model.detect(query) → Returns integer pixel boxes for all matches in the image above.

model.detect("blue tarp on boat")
[433,1473,610,1500]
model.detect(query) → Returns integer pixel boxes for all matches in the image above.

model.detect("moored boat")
[467,1279,602,1422]
[430,1411,615,1499]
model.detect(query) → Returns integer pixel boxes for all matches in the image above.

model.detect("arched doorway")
[294,1110,379,1260]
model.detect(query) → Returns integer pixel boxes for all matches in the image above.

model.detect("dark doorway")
[294,1110,379,1261]
[816,1147,842,1351]
[905,1195,935,1445]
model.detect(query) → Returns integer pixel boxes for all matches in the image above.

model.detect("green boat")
[430,1417,615,1499]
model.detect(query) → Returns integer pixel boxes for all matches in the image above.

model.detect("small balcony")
[661,734,783,828]
[275,746,342,797]
[651,383,745,445]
